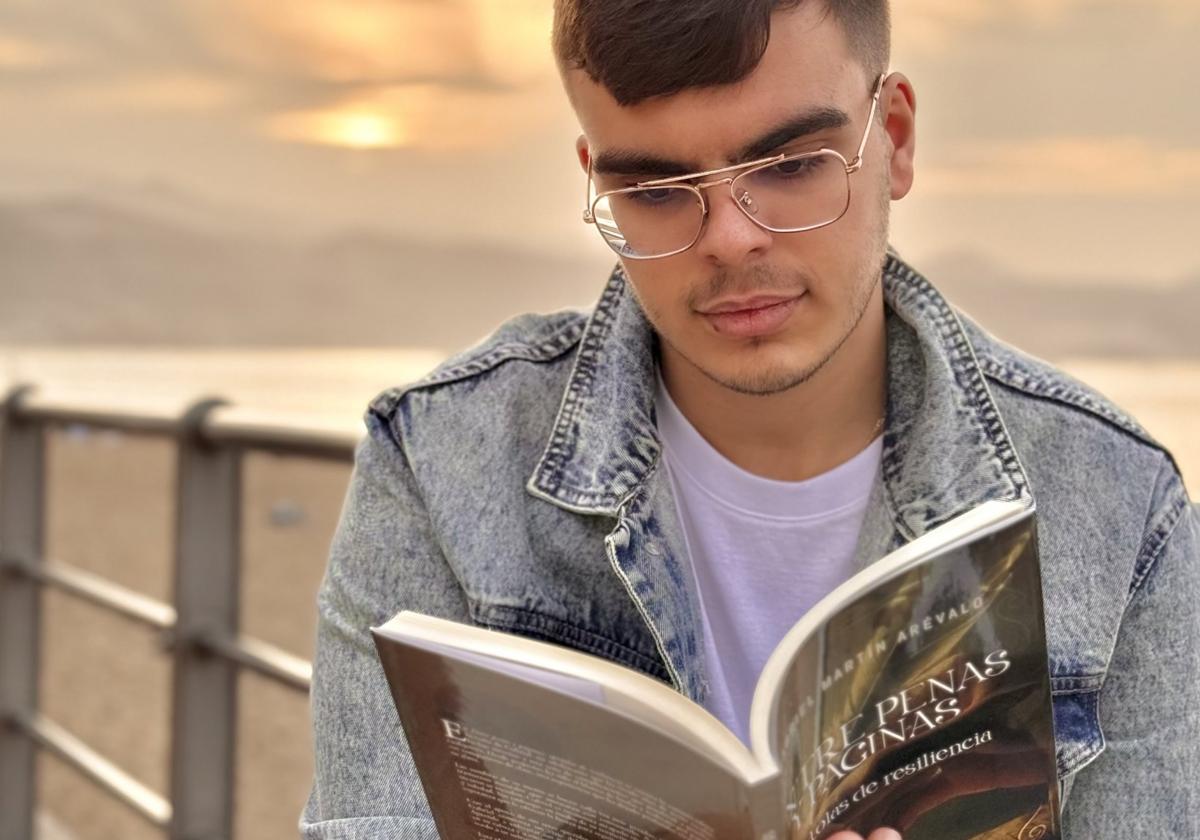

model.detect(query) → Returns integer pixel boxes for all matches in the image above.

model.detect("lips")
[702,294,800,314]
[699,292,806,339]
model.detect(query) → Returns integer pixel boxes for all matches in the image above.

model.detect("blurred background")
[0,1,1196,838]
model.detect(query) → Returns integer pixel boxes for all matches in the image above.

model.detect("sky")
[1,0,1198,282]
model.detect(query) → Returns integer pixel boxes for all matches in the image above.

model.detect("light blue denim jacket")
[301,254,1199,839]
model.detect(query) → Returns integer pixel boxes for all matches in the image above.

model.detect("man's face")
[566,5,912,396]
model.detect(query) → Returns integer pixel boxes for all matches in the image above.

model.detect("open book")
[372,499,1060,840]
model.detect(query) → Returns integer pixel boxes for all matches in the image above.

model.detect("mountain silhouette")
[1,194,1195,359]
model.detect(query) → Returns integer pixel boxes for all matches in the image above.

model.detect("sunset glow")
[266,109,406,150]
[247,1,558,152]
[1,0,1196,279]
[334,113,402,150]
[468,0,555,85]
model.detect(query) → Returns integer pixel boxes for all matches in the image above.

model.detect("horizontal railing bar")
[205,413,357,461]
[203,634,313,693]
[14,395,183,436]
[0,551,314,691]
[1,555,176,630]
[7,392,358,461]
[11,712,173,829]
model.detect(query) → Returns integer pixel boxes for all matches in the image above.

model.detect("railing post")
[169,398,239,840]
[0,385,44,840]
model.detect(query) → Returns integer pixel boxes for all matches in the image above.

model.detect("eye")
[767,155,827,179]
[628,187,689,207]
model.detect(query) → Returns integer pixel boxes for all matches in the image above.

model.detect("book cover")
[373,500,1059,840]
[765,505,1059,839]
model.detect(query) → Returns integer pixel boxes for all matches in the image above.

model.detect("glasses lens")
[591,186,703,259]
[731,152,850,233]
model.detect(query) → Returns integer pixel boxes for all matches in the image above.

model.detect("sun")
[265,108,406,150]
[332,112,400,150]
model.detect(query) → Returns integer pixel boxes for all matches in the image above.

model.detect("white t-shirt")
[654,374,882,746]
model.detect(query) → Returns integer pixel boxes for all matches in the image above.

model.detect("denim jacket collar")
[529,254,1031,526]
[526,253,1034,699]
[526,264,663,516]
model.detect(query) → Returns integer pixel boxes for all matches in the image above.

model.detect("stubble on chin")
[650,250,885,397]
[675,266,880,397]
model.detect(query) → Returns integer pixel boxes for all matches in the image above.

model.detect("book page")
[380,611,765,781]
[377,641,773,840]
[416,640,610,706]
[762,512,1061,839]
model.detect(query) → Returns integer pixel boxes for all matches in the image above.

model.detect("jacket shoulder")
[367,308,588,421]
[958,311,1166,453]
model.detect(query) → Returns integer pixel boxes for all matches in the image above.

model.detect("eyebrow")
[737,106,850,163]
[591,106,851,180]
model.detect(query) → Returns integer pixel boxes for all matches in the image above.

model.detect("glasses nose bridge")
[695,173,755,214]
[694,172,762,227]
[695,175,735,192]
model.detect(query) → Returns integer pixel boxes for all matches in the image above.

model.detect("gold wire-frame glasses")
[582,72,890,260]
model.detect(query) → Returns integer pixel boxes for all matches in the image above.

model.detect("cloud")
[204,1,479,86]
[180,0,553,94]
[230,1,558,151]
[60,74,237,111]
[920,137,1200,196]
[0,4,218,76]
[0,33,73,68]
[465,0,555,87]
[892,0,1200,151]
[895,0,1199,52]
[0,1,559,151]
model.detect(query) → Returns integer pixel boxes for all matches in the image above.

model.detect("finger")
[824,833,864,840]
[867,829,902,840]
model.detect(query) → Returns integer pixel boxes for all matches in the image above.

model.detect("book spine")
[746,775,785,840]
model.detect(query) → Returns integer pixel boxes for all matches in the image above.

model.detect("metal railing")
[0,384,358,840]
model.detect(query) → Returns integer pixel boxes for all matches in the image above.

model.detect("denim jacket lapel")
[526,265,711,702]
[851,256,1034,570]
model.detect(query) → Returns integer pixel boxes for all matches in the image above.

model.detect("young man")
[301,1,1199,838]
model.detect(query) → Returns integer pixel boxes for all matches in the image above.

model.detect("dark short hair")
[553,0,890,106]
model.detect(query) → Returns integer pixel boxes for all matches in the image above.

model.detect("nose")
[693,181,774,266]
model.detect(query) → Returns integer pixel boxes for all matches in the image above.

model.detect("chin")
[698,351,833,397]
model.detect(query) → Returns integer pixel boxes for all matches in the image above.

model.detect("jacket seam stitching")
[603,468,688,695]
[1127,467,1189,603]
[427,330,584,384]
[475,603,669,678]
[529,268,626,502]
[978,359,1163,451]
[369,318,587,416]
[1050,676,1104,695]
[883,259,1028,509]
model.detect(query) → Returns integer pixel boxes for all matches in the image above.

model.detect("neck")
[659,283,887,482]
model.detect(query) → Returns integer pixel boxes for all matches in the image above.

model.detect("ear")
[575,135,591,173]
[881,73,917,201]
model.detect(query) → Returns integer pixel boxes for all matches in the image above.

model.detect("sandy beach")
[8,350,1196,840]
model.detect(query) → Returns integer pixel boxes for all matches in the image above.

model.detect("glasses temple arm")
[849,72,888,171]
[583,158,596,224]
